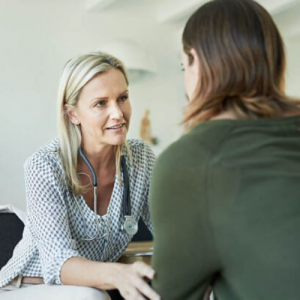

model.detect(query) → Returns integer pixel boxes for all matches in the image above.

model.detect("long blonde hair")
[182,0,300,131]
[57,51,130,195]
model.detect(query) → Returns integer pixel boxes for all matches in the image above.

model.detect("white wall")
[285,38,300,97]
[273,2,300,97]
[0,0,299,210]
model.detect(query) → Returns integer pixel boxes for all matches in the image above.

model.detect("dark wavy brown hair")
[182,0,300,130]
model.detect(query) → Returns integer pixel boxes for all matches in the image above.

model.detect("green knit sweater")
[151,116,300,300]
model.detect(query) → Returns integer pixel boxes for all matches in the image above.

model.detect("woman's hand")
[61,257,160,299]
[113,261,161,300]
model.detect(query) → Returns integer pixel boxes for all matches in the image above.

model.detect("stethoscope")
[75,148,138,241]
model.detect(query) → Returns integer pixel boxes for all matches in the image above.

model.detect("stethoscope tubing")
[121,155,131,216]
[77,147,135,240]
[79,148,97,187]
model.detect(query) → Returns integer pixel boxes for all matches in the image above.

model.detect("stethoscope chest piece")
[123,216,138,236]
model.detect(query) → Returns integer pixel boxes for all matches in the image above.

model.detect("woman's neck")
[210,110,238,121]
[210,108,300,121]
[79,142,116,173]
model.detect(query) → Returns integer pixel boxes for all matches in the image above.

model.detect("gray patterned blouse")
[0,138,155,287]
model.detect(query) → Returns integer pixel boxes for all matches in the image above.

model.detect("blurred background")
[1,0,300,210]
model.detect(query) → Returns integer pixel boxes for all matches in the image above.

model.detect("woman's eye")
[96,101,106,107]
[119,95,128,102]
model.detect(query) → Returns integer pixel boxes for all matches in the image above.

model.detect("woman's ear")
[65,104,80,125]
[189,48,200,77]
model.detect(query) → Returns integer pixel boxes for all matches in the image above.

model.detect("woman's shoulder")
[155,132,211,171]
[24,138,62,171]
[125,138,154,157]
[126,138,149,150]
[125,139,155,169]
[160,121,234,161]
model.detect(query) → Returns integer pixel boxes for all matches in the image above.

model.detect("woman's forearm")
[60,256,120,290]
[61,257,160,300]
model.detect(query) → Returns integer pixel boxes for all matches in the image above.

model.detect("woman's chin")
[109,135,127,146]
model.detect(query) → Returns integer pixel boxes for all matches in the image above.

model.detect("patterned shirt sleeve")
[139,142,156,234]
[24,154,80,285]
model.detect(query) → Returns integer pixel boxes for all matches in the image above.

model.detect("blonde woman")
[0,52,160,300]
[151,0,300,299]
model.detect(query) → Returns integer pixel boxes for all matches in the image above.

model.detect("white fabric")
[0,138,155,288]
[0,204,27,224]
[0,284,110,300]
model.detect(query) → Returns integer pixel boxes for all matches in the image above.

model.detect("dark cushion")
[0,213,24,270]
[131,218,153,242]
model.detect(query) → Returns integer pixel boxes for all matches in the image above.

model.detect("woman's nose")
[109,102,123,119]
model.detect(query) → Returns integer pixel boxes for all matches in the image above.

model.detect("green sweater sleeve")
[150,139,220,300]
